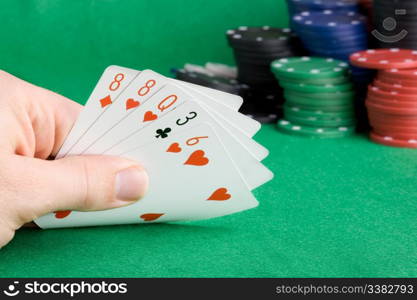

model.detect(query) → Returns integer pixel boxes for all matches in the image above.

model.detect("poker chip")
[174,68,244,95]
[289,10,369,79]
[350,49,417,69]
[280,80,353,93]
[285,2,372,131]
[204,62,237,79]
[286,0,360,15]
[226,26,304,123]
[277,120,355,138]
[378,75,417,88]
[285,89,355,100]
[380,68,417,81]
[284,104,355,118]
[292,10,366,31]
[226,26,295,48]
[276,74,348,85]
[364,62,417,147]
[370,132,417,149]
[271,57,349,79]
[272,56,356,136]
[284,93,354,107]
[285,113,356,127]
[368,85,417,101]
[374,79,417,94]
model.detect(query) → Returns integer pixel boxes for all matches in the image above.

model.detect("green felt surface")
[0,0,416,278]
[1,125,417,277]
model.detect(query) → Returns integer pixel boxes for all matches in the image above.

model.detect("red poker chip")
[373,79,417,95]
[370,118,417,132]
[370,131,417,149]
[350,49,417,70]
[366,100,417,115]
[380,68,417,80]
[368,112,417,127]
[377,75,417,87]
[372,128,417,141]
[366,95,417,109]
[368,85,417,101]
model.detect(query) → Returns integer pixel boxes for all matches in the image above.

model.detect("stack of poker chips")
[373,0,417,50]
[291,10,369,63]
[226,26,303,123]
[286,0,360,16]
[174,67,245,95]
[271,57,356,138]
[291,9,374,130]
[350,48,417,148]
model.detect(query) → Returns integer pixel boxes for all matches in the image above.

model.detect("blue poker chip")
[308,51,351,62]
[286,0,359,16]
[308,46,367,57]
[287,0,359,11]
[295,25,368,39]
[300,35,368,48]
[292,10,367,31]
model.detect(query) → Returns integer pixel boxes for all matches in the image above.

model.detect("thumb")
[4,154,148,224]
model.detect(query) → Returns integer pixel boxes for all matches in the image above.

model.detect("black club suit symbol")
[155,128,171,139]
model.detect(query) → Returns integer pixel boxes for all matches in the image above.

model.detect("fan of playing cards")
[34,66,274,229]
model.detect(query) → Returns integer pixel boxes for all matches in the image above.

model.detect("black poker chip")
[226,26,296,48]
[225,26,302,122]
[174,69,246,95]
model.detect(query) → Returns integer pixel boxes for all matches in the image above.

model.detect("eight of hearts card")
[34,66,273,229]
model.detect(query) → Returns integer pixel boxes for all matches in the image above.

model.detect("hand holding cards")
[35,66,273,229]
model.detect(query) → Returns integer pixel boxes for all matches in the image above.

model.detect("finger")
[3,154,148,225]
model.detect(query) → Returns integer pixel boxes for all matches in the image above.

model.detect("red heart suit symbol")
[143,111,158,122]
[54,210,72,219]
[184,150,209,166]
[167,142,182,153]
[126,98,140,110]
[207,188,231,201]
[140,213,164,222]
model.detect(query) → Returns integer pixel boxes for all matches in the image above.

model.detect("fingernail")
[115,167,148,201]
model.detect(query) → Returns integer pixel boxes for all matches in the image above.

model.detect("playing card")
[83,88,268,162]
[65,70,169,156]
[35,123,259,229]
[56,66,139,159]
[79,83,192,155]
[102,101,273,190]
[65,68,259,157]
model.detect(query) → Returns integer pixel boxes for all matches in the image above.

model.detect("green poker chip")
[271,57,350,80]
[283,104,355,119]
[284,90,355,101]
[284,93,354,107]
[273,74,350,86]
[277,119,355,138]
[279,80,353,93]
[285,103,354,112]
[285,114,356,127]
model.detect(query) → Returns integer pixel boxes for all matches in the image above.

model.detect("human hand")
[0,71,148,247]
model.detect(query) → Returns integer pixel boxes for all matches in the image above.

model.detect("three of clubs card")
[35,66,274,229]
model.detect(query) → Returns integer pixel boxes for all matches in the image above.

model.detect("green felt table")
[0,0,416,278]
[1,126,416,277]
